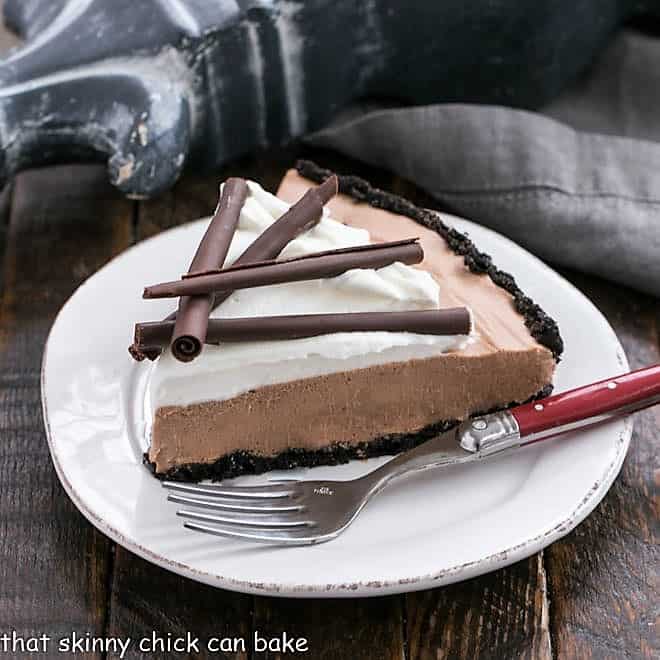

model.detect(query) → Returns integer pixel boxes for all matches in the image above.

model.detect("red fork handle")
[512,364,660,444]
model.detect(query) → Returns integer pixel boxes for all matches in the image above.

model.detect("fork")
[164,364,660,545]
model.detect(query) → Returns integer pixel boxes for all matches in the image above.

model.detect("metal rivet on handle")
[607,382,617,390]
[534,404,544,411]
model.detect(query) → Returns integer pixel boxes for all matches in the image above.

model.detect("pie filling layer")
[147,166,560,480]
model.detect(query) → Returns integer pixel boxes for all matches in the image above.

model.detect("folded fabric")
[307,30,660,297]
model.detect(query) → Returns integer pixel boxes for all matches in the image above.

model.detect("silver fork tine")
[167,492,303,513]
[177,509,313,528]
[173,428,484,545]
[183,521,317,545]
[162,481,296,499]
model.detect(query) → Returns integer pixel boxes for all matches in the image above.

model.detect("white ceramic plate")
[42,214,630,598]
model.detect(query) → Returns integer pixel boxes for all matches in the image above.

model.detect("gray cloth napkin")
[307,30,660,297]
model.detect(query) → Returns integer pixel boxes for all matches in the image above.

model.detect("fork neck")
[358,430,471,494]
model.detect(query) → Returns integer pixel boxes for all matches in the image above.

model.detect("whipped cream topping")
[150,181,471,408]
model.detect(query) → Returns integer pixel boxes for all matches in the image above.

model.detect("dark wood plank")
[0,182,12,293]
[545,273,660,660]
[406,556,551,660]
[252,595,405,660]
[0,165,132,657]
[105,554,251,660]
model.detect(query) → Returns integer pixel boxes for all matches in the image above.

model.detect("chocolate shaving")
[129,175,338,360]
[171,178,248,362]
[133,308,471,353]
[143,239,423,299]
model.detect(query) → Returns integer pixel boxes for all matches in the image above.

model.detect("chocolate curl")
[133,307,471,351]
[171,178,248,362]
[143,239,423,299]
[129,175,338,361]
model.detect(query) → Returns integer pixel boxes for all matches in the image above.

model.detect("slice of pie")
[146,161,562,481]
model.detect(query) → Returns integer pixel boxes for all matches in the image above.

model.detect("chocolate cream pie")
[140,162,562,481]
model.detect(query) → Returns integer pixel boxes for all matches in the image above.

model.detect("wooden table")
[0,150,657,660]
[0,19,657,660]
